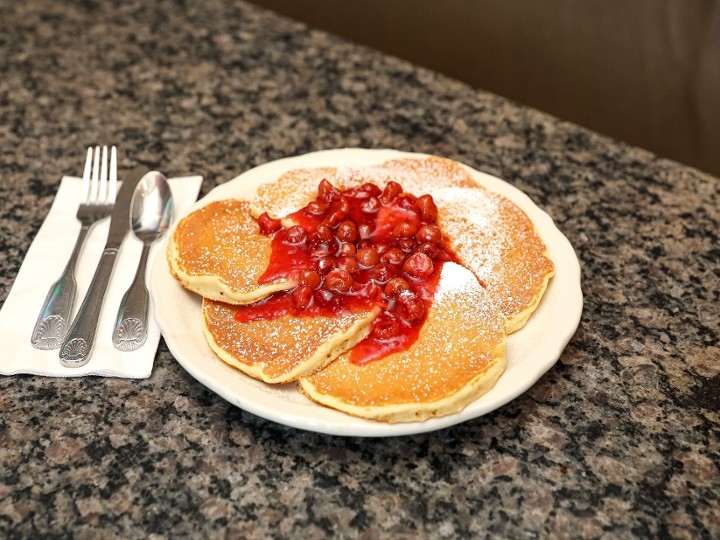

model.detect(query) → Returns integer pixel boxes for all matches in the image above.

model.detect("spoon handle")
[112,243,151,351]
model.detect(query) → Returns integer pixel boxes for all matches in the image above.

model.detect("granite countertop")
[1,0,718,538]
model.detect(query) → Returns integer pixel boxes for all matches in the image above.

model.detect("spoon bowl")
[113,171,174,351]
[131,172,174,243]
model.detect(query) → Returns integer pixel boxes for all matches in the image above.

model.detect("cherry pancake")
[432,187,555,333]
[167,199,294,304]
[298,263,506,423]
[203,299,378,383]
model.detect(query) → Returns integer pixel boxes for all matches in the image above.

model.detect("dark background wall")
[247,0,720,177]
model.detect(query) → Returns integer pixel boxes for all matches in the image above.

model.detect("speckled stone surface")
[0,1,718,538]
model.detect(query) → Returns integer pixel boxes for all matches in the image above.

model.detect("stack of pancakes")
[167,156,554,423]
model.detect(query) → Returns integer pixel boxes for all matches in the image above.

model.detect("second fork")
[31,146,117,350]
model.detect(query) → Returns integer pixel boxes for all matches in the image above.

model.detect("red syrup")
[235,179,458,365]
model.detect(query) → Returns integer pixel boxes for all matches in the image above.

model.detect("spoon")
[112,171,174,351]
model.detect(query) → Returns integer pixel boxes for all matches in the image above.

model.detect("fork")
[31,146,118,350]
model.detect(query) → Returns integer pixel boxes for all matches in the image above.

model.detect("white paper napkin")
[0,175,203,378]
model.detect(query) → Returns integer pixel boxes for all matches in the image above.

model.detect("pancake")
[298,263,506,423]
[167,199,293,304]
[203,299,379,384]
[250,156,477,219]
[432,187,555,333]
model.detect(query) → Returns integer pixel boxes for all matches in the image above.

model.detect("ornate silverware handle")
[31,225,90,350]
[59,247,119,367]
[113,244,151,351]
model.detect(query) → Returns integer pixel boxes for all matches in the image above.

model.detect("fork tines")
[81,146,117,206]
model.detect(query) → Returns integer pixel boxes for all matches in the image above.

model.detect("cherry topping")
[317,256,337,275]
[249,178,456,366]
[323,210,345,228]
[366,282,385,304]
[306,200,327,216]
[314,289,334,306]
[338,256,359,273]
[258,212,282,234]
[334,197,350,216]
[416,194,438,222]
[416,224,442,245]
[325,269,353,292]
[337,242,356,257]
[373,319,400,340]
[371,263,397,283]
[398,293,425,322]
[357,246,380,267]
[284,225,307,244]
[336,220,358,242]
[380,247,405,266]
[403,252,434,278]
[358,222,375,239]
[380,181,402,203]
[397,195,419,214]
[358,182,381,197]
[397,238,417,253]
[392,221,418,239]
[384,277,411,299]
[318,179,339,202]
[293,285,313,309]
[299,270,322,290]
[310,225,334,245]
[418,242,439,259]
[309,244,332,260]
[361,197,381,214]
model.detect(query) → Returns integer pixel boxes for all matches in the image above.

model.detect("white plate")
[151,149,583,437]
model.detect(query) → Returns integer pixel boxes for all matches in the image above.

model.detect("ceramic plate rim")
[151,148,583,437]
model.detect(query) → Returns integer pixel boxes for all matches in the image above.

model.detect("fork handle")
[31,224,90,350]
[59,246,119,367]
